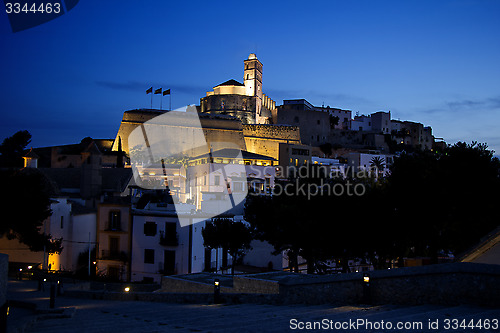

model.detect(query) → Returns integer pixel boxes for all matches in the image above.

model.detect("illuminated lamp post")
[214,279,221,304]
[362,273,371,304]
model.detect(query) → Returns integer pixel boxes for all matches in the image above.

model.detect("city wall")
[160,275,279,294]
[66,263,500,306]
[113,110,247,155]
[243,124,301,160]
[278,263,500,306]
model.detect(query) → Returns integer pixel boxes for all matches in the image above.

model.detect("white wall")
[243,240,282,270]
[131,213,208,283]
[350,116,372,131]
[67,213,96,272]
[0,197,96,272]
[347,153,394,176]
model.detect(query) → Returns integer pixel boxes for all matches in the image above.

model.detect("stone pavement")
[7,279,500,333]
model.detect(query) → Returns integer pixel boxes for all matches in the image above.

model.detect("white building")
[131,207,211,283]
[371,111,391,134]
[350,115,372,131]
[346,152,394,177]
[187,148,276,213]
[0,197,96,272]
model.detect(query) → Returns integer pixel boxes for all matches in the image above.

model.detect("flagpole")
[146,87,153,108]
[160,94,163,110]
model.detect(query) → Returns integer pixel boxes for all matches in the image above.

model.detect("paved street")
[7,280,500,333]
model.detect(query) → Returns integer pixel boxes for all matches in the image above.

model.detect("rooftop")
[214,79,244,87]
[192,148,275,161]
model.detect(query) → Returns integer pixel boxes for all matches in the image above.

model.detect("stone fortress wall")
[243,124,301,160]
[113,110,249,156]
[113,109,302,161]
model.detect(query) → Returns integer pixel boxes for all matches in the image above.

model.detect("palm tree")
[370,156,386,178]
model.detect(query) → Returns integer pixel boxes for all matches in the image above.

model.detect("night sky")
[1,0,499,155]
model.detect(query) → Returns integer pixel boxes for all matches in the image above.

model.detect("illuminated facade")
[200,54,277,124]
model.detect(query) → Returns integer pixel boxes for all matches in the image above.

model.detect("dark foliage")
[245,142,500,273]
[202,218,252,274]
[0,168,63,253]
[0,130,32,167]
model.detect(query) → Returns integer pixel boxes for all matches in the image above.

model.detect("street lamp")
[362,273,371,304]
[214,279,221,304]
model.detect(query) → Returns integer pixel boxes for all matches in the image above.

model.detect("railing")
[159,230,178,246]
[158,262,176,275]
[104,223,122,231]
[101,250,128,262]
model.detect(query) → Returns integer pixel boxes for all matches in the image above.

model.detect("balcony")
[104,223,122,232]
[101,250,128,262]
[159,230,178,246]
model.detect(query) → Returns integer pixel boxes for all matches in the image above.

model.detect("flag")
[163,89,171,96]
[155,88,162,94]
[146,87,153,94]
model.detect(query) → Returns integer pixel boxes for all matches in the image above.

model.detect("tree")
[246,141,500,275]
[0,168,62,253]
[245,168,366,274]
[202,218,252,275]
[329,115,340,129]
[319,143,332,157]
[0,130,31,167]
[0,131,62,254]
[370,156,386,178]
[386,142,500,259]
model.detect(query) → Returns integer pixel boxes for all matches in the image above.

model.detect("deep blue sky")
[1,0,499,154]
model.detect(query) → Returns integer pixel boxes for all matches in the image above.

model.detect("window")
[214,175,220,186]
[109,211,121,230]
[317,120,320,125]
[144,222,157,236]
[144,249,155,264]
[233,182,243,192]
[109,237,119,253]
[60,216,64,229]
[203,175,207,186]
[165,222,176,237]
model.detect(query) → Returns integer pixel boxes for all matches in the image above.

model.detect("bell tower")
[244,53,263,123]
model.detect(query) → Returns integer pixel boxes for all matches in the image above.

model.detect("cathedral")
[199,53,277,124]
[112,54,303,163]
